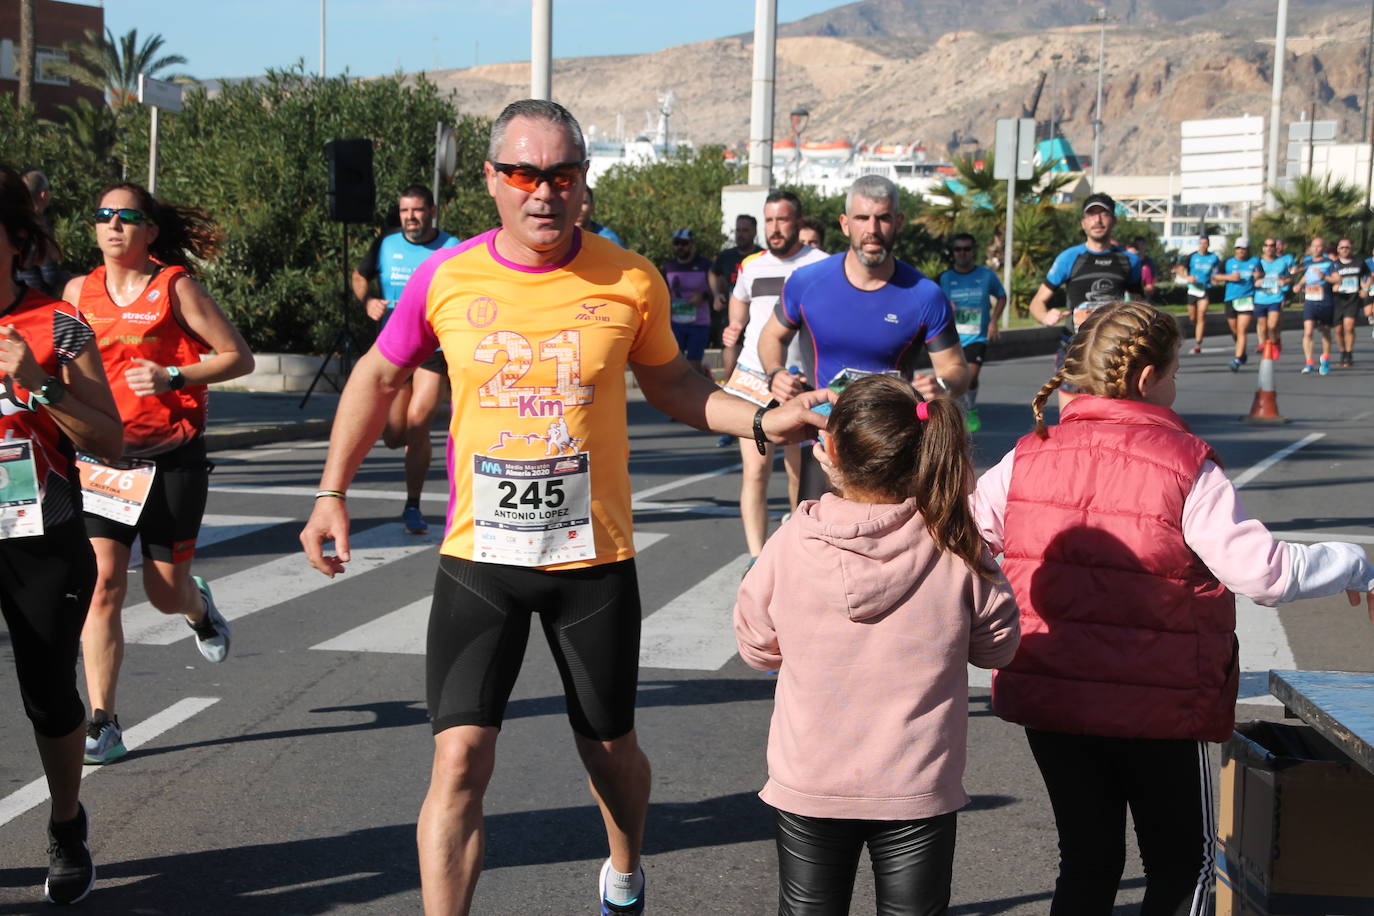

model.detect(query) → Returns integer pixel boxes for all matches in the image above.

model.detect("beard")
[768,231,798,256]
[851,236,893,267]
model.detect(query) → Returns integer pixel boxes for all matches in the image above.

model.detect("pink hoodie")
[734,493,1020,821]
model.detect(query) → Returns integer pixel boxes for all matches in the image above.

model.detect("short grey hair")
[488,99,587,162]
[846,174,899,214]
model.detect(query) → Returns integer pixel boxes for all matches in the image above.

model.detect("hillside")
[421,2,1374,177]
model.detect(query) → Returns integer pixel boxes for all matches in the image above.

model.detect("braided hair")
[828,374,997,580]
[1031,300,1181,438]
[97,183,222,274]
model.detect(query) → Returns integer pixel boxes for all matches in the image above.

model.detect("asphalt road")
[0,336,1371,915]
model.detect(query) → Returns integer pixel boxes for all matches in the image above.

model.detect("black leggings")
[773,808,956,916]
[0,520,96,737]
[1025,728,1215,916]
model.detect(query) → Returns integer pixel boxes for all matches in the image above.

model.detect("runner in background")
[1179,234,1220,354]
[352,185,461,534]
[1272,237,1296,353]
[1,163,123,906]
[938,232,1006,432]
[1216,237,1260,372]
[1254,238,1293,358]
[1297,236,1337,375]
[798,216,826,251]
[62,183,255,765]
[709,214,760,446]
[1329,238,1368,368]
[659,228,713,378]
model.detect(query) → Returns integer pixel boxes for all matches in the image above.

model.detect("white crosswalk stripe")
[123,523,438,645]
[129,514,288,569]
[639,553,753,671]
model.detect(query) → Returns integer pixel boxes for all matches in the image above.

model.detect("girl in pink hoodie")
[735,374,1020,916]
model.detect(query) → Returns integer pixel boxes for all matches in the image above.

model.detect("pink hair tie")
[915,400,931,421]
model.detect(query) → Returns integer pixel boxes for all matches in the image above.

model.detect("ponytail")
[828,375,997,581]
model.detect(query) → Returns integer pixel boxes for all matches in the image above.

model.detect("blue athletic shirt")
[1043,243,1141,331]
[1223,256,1260,302]
[1256,255,1294,306]
[777,253,958,389]
[357,228,461,328]
[937,265,1006,347]
[1299,255,1334,306]
[1186,252,1222,288]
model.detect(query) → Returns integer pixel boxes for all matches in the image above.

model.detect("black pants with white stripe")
[1025,728,1215,916]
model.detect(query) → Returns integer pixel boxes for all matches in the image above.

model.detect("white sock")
[601,859,643,905]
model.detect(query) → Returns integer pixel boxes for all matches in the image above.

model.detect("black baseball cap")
[1082,192,1117,216]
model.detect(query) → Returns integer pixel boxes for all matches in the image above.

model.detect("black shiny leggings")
[773,808,957,916]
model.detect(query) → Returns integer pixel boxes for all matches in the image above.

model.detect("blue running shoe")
[84,710,126,765]
[599,859,645,915]
[188,577,230,663]
[1319,355,1330,375]
[402,505,428,535]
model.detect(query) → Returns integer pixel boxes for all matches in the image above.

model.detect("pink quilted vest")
[993,396,1238,743]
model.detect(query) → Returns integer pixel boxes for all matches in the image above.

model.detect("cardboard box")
[1216,721,1374,915]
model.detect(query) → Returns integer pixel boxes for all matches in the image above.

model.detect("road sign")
[1180,116,1265,204]
[137,73,183,113]
[993,118,1035,181]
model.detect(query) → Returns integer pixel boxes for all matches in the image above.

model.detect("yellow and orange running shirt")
[377,228,678,570]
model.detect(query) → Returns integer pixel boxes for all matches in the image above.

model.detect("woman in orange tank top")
[61,183,254,765]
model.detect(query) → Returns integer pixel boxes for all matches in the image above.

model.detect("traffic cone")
[1240,341,1289,424]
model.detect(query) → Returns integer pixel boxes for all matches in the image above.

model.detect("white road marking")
[209,483,448,503]
[633,464,741,502]
[1276,531,1374,545]
[310,531,671,655]
[129,514,289,570]
[123,524,438,645]
[1233,596,1292,706]
[0,697,219,829]
[1232,433,1325,489]
[639,553,752,671]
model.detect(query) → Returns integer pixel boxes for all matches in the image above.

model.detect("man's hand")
[301,496,352,577]
[125,358,172,396]
[1040,307,1063,327]
[988,324,1002,342]
[365,298,389,322]
[1348,588,1374,626]
[769,368,809,401]
[761,387,834,444]
[722,322,743,348]
[911,373,949,400]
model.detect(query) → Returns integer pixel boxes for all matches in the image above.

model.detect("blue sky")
[88,1,850,82]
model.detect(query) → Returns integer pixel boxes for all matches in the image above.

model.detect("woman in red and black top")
[0,164,123,904]
[61,183,253,767]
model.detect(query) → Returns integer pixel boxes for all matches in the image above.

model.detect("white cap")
[1236,237,1250,248]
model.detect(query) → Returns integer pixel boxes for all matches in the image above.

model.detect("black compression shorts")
[83,437,211,564]
[0,519,95,737]
[426,555,642,740]
[962,341,988,366]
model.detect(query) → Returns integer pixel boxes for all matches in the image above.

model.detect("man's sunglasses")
[951,246,974,252]
[490,161,585,192]
[93,207,150,225]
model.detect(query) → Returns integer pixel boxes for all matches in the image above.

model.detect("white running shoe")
[187,576,231,663]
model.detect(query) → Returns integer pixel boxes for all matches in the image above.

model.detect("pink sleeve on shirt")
[971,449,1016,556]
[376,236,486,368]
[1181,460,1290,605]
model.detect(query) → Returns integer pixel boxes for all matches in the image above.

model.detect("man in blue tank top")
[352,185,460,533]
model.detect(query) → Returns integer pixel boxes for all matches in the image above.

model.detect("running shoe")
[1191,343,1202,355]
[45,803,94,905]
[1319,356,1330,376]
[402,505,428,535]
[964,407,982,433]
[188,576,230,663]
[715,433,733,448]
[83,710,126,765]
[599,859,645,915]
[1229,357,1242,373]
[1340,351,1353,368]
[1301,362,1315,374]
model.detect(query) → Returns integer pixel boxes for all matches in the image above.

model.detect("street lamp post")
[790,107,809,182]
[1091,7,1108,183]
[1049,53,1063,142]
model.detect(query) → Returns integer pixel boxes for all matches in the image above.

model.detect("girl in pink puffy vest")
[972,300,1373,916]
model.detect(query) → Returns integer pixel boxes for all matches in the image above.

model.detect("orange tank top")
[78,264,210,457]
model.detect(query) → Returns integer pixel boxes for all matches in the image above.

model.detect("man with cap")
[659,228,714,377]
[1216,237,1261,371]
[1028,192,1142,385]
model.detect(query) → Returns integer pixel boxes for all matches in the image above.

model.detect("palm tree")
[56,97,121,177]
[49,27,188,110]
[1254,174,1368,247]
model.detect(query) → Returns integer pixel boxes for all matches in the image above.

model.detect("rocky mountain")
[421,0,1374,177]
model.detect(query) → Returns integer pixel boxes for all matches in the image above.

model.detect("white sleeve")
[1281,542,1374,602]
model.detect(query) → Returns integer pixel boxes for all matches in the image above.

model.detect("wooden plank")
[1269,670,1374,776]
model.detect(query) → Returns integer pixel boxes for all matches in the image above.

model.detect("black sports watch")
[31,376,66,407]
[166,365,187,391]
[752,402,777,456]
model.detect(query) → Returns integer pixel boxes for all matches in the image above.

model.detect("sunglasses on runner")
[490,161,585,192]
[93,207,150,225]
[951,246,974,252]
